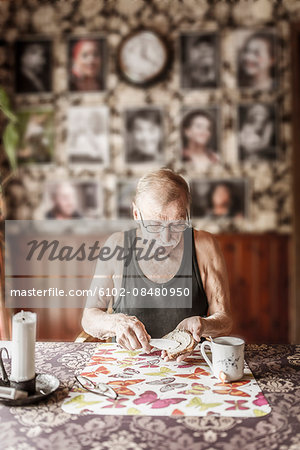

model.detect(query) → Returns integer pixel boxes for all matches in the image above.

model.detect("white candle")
[10,311,36,382]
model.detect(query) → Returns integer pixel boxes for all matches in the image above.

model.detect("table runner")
[62,342,271,417]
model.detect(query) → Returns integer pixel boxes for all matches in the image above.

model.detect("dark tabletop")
[0,342,299,450]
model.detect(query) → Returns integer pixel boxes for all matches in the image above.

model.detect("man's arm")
[81,232,151,352]
[162,230,233,362]
[196,230,233,337]
[174,230,233,342]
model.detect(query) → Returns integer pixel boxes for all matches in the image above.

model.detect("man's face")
[132,118,161,155]
[136,197,187,253]
[53,184,77,218]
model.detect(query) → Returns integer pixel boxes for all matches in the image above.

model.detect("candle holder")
[0,347,36,395]
[0,347,59,405]
[10,376,36,396]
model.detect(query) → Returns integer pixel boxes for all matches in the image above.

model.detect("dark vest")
[113,227,208,338]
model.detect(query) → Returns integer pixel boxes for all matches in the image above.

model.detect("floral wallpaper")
[0,0,298,232]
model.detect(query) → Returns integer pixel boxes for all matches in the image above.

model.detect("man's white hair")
[135,168,190,209]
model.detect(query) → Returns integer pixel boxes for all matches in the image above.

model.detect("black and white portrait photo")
[125,108,164,164]
[68,37,106,92]
[237,29,277,91]
[191,179,248,219]
[180,32,219,89]
[181,107,220,169]
[67,106,109,165]
[43,180,103,219]
[117,180,137,218]
[15,39,52,93]
[238,103,277,161]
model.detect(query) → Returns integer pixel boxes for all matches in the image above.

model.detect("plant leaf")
[3,121,19,170]
[0,87,17,123]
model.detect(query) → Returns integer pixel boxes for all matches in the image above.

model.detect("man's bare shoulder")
[193,229,221,259]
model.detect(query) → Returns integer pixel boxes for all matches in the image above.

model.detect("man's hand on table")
[114,314,152,352]
[162,316,203,363]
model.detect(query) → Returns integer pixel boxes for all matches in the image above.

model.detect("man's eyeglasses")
[138,209,191,234]
[75,375,118,400]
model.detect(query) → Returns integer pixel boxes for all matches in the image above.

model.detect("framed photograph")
[68,37,106,92]
[15,39,52,94]
[180,107,220,169]
[180,32,220,89]
[124,107,164,164]
[43,180,103,219]
[67,106,109,165]
[238,103,278,161]
[191,179,249,219]
[237,29,278,91]
[117,179,138,218]
[17,108,54,164]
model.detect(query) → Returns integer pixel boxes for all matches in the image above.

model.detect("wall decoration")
[17,108,54,164]
[181,107,220,170]
[0,0,293,233]
[68,37,106,92]
[124,107,164,164]
[191,179,249,219]
[117,30,171,87]
[67,106,109,165]
[238,103,278,161]
[237,29,278,91]
[180,32,220,89]
[43,180,103,219]
[15,39,52,94]
[117,179,138,218]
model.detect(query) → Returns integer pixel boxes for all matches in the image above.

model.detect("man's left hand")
[162,316,203,362]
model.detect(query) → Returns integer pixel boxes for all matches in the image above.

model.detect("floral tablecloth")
[0,342,299,450]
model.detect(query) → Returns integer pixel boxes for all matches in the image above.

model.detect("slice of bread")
[163,329,197,359]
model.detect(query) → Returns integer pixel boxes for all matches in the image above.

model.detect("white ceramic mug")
[200,336,245,382]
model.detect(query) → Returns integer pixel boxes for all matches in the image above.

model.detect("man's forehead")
[139,199,186,220]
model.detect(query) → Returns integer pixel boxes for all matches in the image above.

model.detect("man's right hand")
[114,314,152,352]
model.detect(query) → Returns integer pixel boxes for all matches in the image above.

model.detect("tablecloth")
[0,342,299,450]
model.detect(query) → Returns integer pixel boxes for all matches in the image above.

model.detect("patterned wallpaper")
[0,0,298,232]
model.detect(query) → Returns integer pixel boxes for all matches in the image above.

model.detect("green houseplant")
[0,86,19,339]
[0,86,20,219]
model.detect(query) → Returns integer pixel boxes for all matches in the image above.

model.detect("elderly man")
[82,168,232,360]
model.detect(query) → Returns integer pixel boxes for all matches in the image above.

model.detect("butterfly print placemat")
[61,343,271,417]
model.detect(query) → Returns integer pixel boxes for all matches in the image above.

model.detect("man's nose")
[161,225,171,242]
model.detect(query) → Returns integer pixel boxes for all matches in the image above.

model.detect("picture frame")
[236,28,278,91]
[180,106,221,169]
[68,36,107,92]
[123,107,164,165]
[14,38,52,94]
[237,103,278,161]
[179,32,220,89]
[67,106,109,166]
[191,178,249,219]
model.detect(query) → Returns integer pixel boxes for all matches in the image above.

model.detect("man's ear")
[132,202,139,221]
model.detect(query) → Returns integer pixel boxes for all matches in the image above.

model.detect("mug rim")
[212,336,245,346]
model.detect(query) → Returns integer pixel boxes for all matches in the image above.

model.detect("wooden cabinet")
[216,234,290,344]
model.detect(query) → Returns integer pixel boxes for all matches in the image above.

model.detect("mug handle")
[200,341,213,373]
